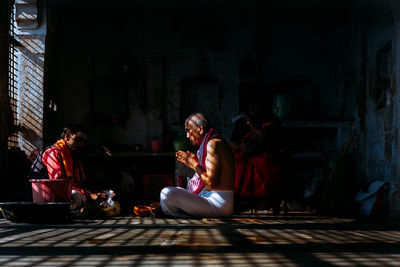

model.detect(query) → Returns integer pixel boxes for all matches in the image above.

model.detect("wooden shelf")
[289,150,336,160]
[282,121,353,129]
[85,151,175,158]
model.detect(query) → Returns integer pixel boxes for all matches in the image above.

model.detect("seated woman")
[232,103,284,214]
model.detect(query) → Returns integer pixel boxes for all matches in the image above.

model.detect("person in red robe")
[232,103,284,214]
[28,126,88,215]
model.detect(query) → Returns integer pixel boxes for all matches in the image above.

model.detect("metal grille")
[8,4,18,148]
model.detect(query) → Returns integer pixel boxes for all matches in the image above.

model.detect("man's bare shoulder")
[207,137,224,145]
[207,138,229,153]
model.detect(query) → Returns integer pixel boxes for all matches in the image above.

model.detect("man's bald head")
[185,113,210,132]
[184,113,211,147]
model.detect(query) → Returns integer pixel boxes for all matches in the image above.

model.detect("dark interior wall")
[43,0,359,151]
[354,0,400,214]
[0,1,12,200]
[44,0,243,150]
[259,0,358,121]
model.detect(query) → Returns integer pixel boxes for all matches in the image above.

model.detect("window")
[7,2,45,155]
[8,4,19,149]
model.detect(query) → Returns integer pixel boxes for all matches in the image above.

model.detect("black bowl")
[0,202,71,223]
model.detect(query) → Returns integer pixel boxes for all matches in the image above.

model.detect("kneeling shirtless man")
[160,113,235,218]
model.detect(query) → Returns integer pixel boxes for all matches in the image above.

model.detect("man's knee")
[160,186,175,202]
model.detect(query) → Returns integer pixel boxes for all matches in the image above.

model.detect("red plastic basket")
[30,179,72,203]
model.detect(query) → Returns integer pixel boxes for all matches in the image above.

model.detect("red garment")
[233,115,283,209]
[42,139,85,194]
[234,152,282,209]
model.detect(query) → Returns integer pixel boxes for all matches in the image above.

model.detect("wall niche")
[374,40,393,110]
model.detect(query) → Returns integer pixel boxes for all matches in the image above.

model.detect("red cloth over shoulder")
[42,139,86,194]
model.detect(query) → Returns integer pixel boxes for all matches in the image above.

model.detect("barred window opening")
[8,3,19,149]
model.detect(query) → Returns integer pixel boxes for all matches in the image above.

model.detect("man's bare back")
[203,138,234,191]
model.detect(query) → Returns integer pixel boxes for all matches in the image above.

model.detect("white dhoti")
[160,186,234,218]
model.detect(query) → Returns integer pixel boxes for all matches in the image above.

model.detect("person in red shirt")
[41,127,87,192]
[28,126,88,215]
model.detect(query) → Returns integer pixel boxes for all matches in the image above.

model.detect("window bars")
[8,4,18,148]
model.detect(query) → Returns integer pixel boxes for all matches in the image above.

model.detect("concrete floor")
[0,212,399,266]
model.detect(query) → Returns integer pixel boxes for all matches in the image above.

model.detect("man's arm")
[175,139,222,188]
[193,139,221,188]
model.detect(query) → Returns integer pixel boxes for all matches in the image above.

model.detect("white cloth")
[355,181,385,202]
[355,181,387,216]
[160,186,233,218]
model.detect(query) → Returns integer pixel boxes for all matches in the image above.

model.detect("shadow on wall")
[180,74,222,131]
